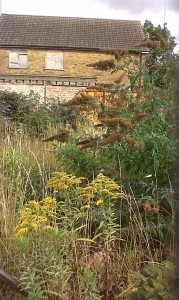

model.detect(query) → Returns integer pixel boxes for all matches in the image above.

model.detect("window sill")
[44,68,64,71]
[8,67,28,69]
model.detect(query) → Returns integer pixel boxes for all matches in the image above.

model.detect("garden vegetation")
[0,21,178,299]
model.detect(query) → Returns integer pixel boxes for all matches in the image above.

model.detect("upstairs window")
[9,49,28,69]
[45,52,64,70]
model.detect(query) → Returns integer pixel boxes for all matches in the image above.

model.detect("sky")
[1,0,179,52]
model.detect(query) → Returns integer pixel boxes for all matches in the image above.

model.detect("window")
[9,49,28,69]
[45,52,64,70]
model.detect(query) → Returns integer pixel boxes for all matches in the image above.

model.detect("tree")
[143,20,176,56]
[141,20,177,88]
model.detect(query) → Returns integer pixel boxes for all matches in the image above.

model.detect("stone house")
[0,14,146,102]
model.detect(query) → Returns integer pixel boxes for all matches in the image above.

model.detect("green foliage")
[49,101,77,125]
[143,20,176,88]
[0,90,51,137]
[55,137,102,177]
[20,267,48,300]
[55,65,175,196]
[119,261,175,299]
[80,267,101,300]
[1,148,27,208]
[17,234,72,300]
[118,98,175,188]
[143,20,176,53]
[51,34,176,255]
[0,90,78,137]
[0,90,26,120]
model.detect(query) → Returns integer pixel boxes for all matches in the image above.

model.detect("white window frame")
[45,52,64,70]
[9,49,28,69]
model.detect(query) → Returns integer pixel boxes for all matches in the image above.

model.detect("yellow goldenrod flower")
[46,172,84,190]
[96,199,104,205]
[80,205,91,210]
[36,216,48,223]
[107,183,120,189]
[27,200,39,206]
[76,187,84,192]
[30,222,38,229]
[108,192,120,198]
[14,220,29,230]
[42,225,54,230]
[81,186,93,191]
[100,188,110,193]
[41,197,56,204]
[77,193,94,200]
[14,195,58,237]
[14,227,28,237]
[131,287,138,292]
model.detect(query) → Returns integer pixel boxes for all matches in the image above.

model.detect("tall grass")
[0,121,58,272]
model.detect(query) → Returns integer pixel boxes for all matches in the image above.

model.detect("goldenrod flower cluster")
[77,173,124,209]
[14,197,57,237]
[46,172,85,190]
[14,173,124,236]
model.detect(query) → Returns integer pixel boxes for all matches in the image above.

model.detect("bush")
[0,90,55,137]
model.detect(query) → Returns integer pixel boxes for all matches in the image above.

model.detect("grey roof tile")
[0,14,145,51]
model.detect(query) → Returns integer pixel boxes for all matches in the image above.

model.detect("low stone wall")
[0,83,86,103]
[46,85,85,103]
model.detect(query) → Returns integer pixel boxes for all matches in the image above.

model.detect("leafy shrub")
[52,47,176,257]
[0,90,51,136]
[0,90,27,120]
[55,139,102,177]
[119,261,175,299]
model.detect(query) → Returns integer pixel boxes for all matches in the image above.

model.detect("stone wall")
[0,48,142,101]
[0,82,86,103]
[0,48,140,84]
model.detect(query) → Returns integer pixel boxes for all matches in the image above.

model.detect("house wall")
[0,48,141,101]
[0,48,140,83]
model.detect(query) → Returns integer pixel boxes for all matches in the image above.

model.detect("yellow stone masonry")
[0,48,140,84]
[0,48,142,101]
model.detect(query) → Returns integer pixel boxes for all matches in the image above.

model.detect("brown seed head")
[132,112,149,122]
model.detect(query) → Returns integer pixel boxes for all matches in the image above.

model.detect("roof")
[0,14,145,51]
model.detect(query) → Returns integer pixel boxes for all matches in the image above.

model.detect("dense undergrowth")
[0,41,178,299]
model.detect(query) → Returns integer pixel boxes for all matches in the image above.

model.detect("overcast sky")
[1,0,179,52]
